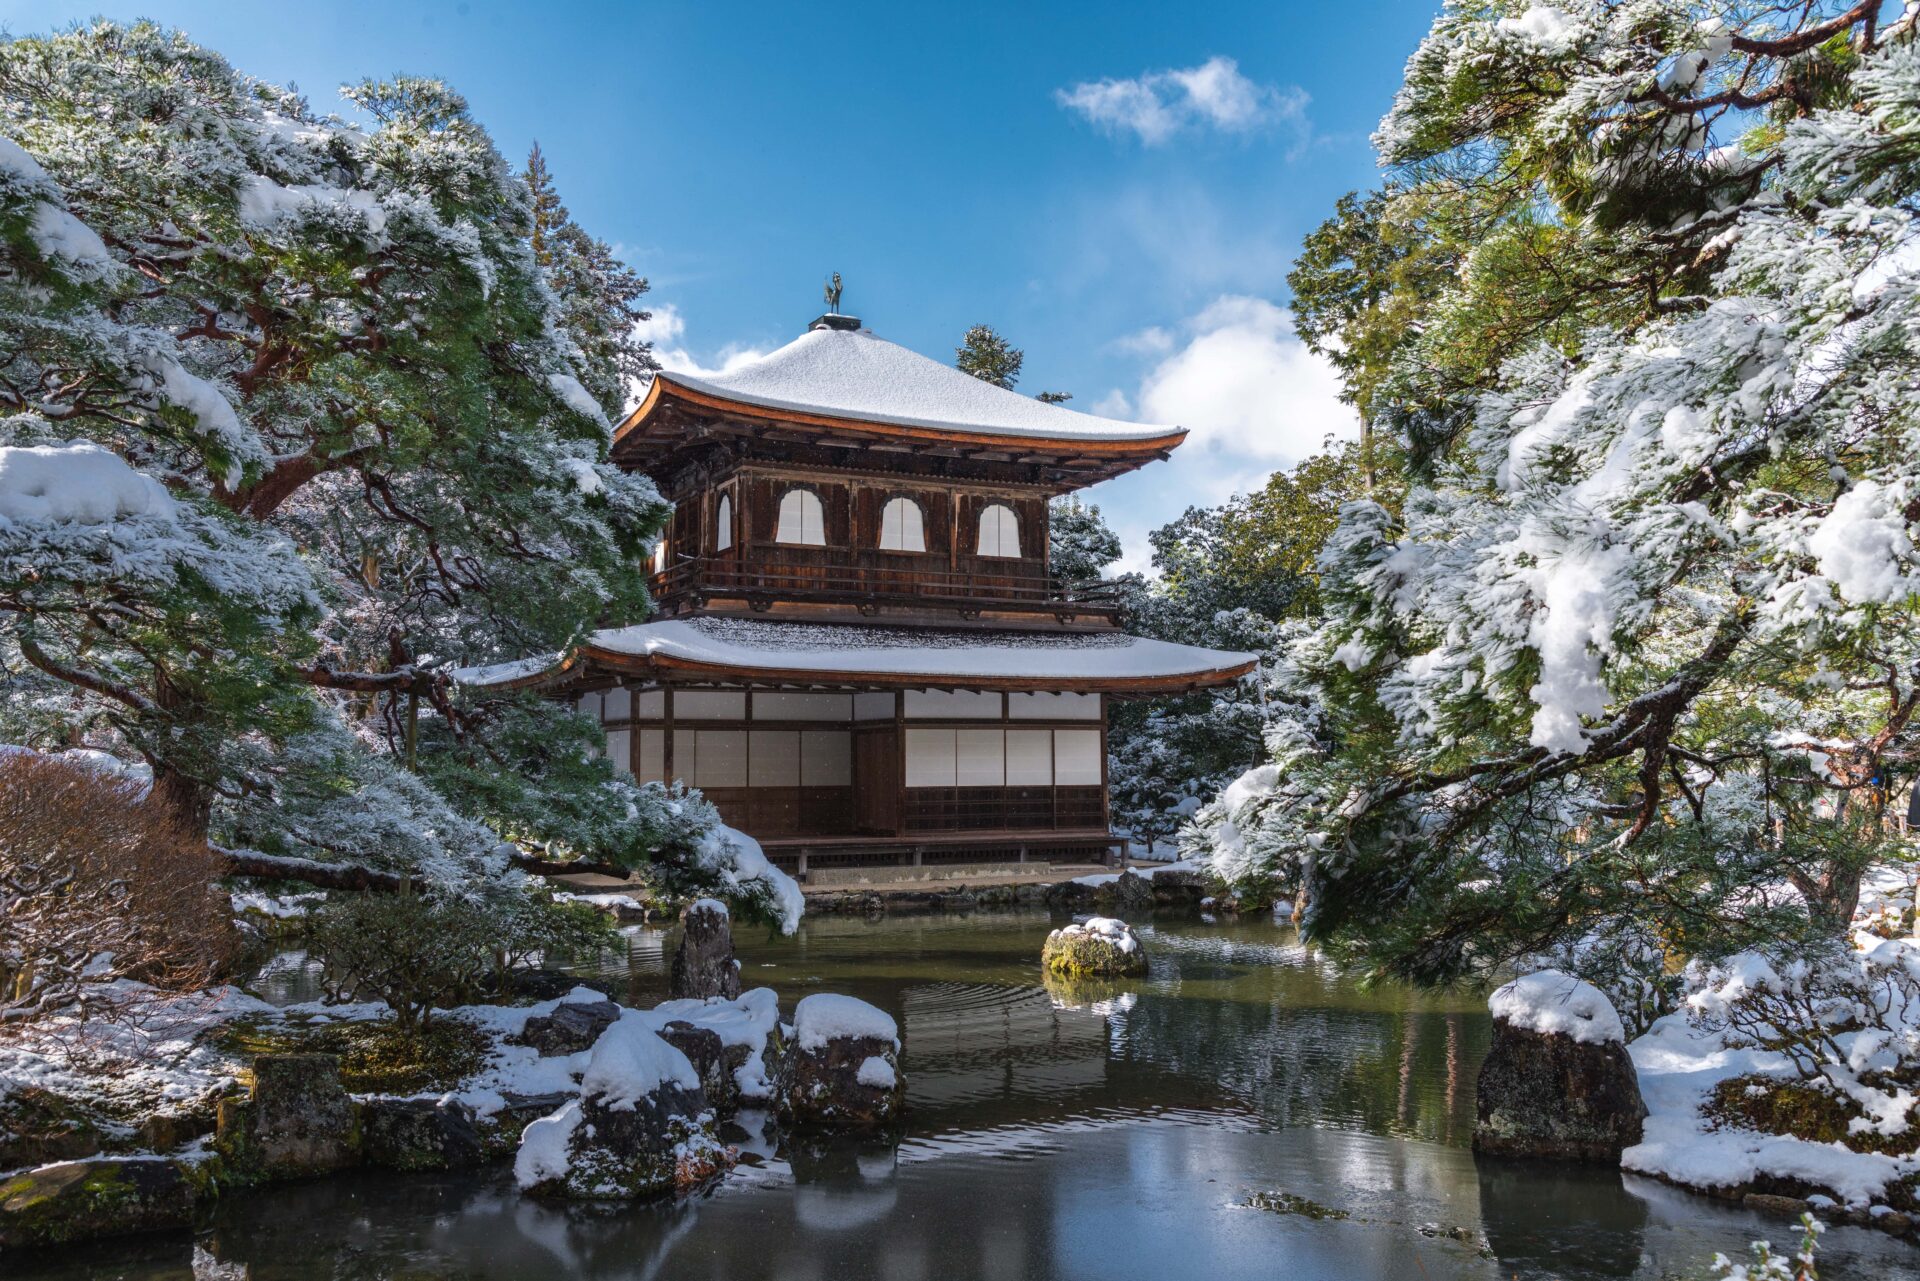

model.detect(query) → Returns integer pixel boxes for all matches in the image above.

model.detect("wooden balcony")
[650,547,1127,621]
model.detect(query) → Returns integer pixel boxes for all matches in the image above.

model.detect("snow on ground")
[1618,863,1920,1208]
[1490,970,1626,1045]
[792,993,899,1052]
[1624,1013,1920,1206]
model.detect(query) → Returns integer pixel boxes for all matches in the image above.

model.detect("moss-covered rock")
[0,1157,196,1248]
[217,1054,356,1179]
[1474,1009,1645,1164]
[1042,917,1148,978]
[1705,1074,1920,1157]
[359,1098,486,1172]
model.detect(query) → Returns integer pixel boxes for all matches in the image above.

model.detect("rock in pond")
[775,993,904,1131]
[518,997,623,1057]
[514,1016,728,1199]
[671,898,741,1001]
[217,1053,356,1179]
[1042,917,1148,978]
[658,1020,736,1113]
[0,1157,196,1248]
[1474,970,1646,1163]
[360,1098,485,1172]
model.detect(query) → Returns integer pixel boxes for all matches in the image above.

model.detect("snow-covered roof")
[455,617,1256,693]
[638,325,1182,445]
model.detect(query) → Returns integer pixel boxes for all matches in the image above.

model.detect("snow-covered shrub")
[1688,942,1920,1144]
[0,751,237,1027]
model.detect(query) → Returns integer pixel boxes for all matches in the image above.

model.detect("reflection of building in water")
[901,982,1111,1123]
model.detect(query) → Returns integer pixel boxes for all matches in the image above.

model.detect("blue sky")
[7,0,1440,569]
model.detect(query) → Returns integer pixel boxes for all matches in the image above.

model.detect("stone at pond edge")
[0,1157,197,1248]
[671,900,742,1001]
[1045,872,1154,916]
[1474,1016,1646,1164]
[217,1053,357,1179]
[775,1035,904,1132]
[360,1098,485,1172]
[1042,918,1148,978]
[521,1082,730,1200]
[518,999,622,1056]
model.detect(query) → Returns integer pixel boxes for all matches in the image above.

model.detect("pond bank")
[9,909,1920,1279]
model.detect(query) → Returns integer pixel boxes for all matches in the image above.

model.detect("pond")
[20,909,1920,1280]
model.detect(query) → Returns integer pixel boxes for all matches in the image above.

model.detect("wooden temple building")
[462,311,1256,879]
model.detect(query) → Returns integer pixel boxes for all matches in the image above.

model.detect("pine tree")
[525,142,659,414]
[0,22,698,892]
[955,324,1024,389]
[1199,0,1920,987]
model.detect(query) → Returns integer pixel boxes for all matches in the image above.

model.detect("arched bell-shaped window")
[775,487,826,545]
[878,496,926,552]
[976,503,1021,559]
[714,494,734,552]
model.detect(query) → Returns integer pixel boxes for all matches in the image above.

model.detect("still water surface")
[22,909,1920,1280]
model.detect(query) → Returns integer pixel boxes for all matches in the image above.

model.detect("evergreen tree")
[524,142,658,414]
[1194,0,1920,988]
[1104,445,1368,850]
[955,324,1024,389]
[1047,497,1122,583]
[0,21,699,891]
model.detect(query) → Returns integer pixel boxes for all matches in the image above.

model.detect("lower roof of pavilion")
[455,616,1257,699]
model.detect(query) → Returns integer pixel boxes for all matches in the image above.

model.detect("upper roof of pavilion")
[611,316,1188,487]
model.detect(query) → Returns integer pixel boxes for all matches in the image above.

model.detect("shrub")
[0,751,237,1028]
[306,886,615,1031]
[305,891,495,1032]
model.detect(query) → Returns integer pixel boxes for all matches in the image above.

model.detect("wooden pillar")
[892,687,906,838]
[662,685,676,785]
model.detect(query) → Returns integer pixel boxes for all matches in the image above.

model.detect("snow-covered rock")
[776,994,904,1131]
[1476,971,1646,1163]
[514,1014,728,1200]
[1042,916,1149,978]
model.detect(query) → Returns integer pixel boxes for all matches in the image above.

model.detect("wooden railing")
[650,552,1127,617]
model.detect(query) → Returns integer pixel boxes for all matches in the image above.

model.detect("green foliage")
[525,142,658,414]
[0,20,690,900]
[306,885,612,1030]
[1107,446,1367,848]
[954,324,1023,389]
[1199,0,1920,992]
[1047,497,1122,583]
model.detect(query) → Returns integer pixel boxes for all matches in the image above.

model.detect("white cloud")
[1056,56,1308,147]
[1112,325,1175,356]
[626,303,775,409]
[1081,295,1362,574]
[1137,296,1359,462]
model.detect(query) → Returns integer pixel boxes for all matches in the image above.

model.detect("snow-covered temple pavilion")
[464,311,1255,878]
